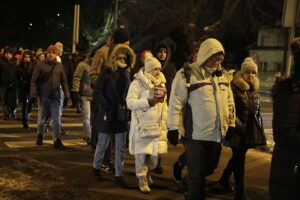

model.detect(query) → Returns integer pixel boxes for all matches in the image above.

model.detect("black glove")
[167,130,179,146]
[225,127,235,141]
[147,98,159,107]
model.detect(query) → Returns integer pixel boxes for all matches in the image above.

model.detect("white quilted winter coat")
[126,68,168,155]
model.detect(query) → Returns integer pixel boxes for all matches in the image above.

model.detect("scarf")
[144,71,163,86]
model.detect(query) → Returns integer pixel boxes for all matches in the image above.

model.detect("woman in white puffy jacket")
[126,53,168,193]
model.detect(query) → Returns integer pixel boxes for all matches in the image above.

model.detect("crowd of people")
[0,27,299,200]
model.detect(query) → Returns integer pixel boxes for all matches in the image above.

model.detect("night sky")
[0,0,111,50]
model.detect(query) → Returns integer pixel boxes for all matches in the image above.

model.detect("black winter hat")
[3,47,13,55]
[112,28,130,44]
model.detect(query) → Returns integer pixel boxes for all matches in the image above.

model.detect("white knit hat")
[145,55,161,72]
[241,57,258,74]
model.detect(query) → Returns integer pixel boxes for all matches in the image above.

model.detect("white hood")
[190,38,224,69]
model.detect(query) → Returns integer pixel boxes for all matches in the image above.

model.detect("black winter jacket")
[93,67,131,134]
[269,76,300,200]
[153,40,177,104]
[0,57,18,86]
[18,62,34,99]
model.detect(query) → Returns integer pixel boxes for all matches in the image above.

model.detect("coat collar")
[232,71,259,91]
[135,68,166,88]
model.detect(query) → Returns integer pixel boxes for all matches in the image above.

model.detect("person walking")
[218,57,266,200]
[30,45,70,149]
[126,53,168,193]
[0,47,18,120]
[89,28,131,173]
[167,38,236,200]
[18,50,35,129]
[151,38,177,174]
[72,51,94,145]
[92,44,135,188]
[269,37,300,200]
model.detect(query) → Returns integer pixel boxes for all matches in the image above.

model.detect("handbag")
[109,76,130,122]
[117,104,131,122]
[139,122,161,139]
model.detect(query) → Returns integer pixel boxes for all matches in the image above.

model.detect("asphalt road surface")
[0,104,272,200]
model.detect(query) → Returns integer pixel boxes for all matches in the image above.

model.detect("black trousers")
[184,140,221,200]
[21,97,32,124]
[223,147,248,191]
[2,85,18,118]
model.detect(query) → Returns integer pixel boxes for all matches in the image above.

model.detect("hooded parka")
[93,44,135,134]
[167,38,235,141]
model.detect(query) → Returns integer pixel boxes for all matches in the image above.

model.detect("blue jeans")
[81,97,91,139]
[93,132,126,176]
[37,97,61,140]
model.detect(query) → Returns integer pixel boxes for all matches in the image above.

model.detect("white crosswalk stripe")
[4,139,86,148]
[0,106,86,149]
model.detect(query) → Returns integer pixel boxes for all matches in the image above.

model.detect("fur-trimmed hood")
[232,71,259,91]
[107,44,136,71]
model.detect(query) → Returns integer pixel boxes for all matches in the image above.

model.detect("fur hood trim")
[108,44,136,71]
[232,71,259,91]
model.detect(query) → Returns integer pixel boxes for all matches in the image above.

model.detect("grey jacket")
[72,58,93,98]
[30,61,70,99]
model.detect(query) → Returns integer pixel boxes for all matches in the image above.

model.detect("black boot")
[152,156,163,174]
[3,105,9,120]
[218,169,233,193]
[36,134,43,145]
[234,189,249,200]
[92,167,103,181]
[22,119,30,130]
[53,138,65,149]
[115,176,129,189]
[173,162,183,181]
[23,122,30,130]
